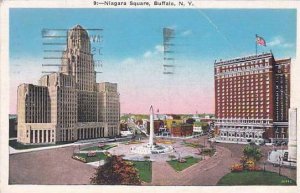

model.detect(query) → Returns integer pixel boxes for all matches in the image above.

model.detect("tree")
[90,155,141,185]
[186,118,195,125]
[201,122,209,133]
[243,145,262,162]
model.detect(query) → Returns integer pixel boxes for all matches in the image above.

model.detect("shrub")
[201,148,216,156]
[144,155,150,159]
[231,163,243,172]
[72,155,87,163]
[245,159,255,170]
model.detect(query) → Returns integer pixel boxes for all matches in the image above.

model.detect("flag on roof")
[256,34,266,46]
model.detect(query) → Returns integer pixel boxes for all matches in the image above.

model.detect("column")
[42,130,44,143]
[149,106,154,147]
[37,130,40,143]
[32,130,35,143]
[46,130,49,143]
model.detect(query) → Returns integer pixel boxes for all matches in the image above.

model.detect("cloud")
[181,30,192,37]
[155,45,164,53]
[120,57,136,65]
[268,36,293,48]
[143,51,153,58]
[143,44,164,58]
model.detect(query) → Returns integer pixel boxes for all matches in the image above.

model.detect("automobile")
[274,141,286,146]
[281,141,287,146]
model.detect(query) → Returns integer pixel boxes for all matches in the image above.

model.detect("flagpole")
[255,34,257,56]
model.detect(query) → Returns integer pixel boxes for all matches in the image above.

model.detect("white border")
[1,1,300,193]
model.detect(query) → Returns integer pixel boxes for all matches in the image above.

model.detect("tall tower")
[60,25,96,91]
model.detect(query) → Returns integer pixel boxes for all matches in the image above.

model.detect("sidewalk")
[9,142,77,155]
[9,137,131,155]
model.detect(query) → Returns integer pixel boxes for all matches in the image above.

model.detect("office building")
[17,25,120,144]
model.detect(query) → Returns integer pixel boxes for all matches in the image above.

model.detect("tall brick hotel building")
[214,52,290,144]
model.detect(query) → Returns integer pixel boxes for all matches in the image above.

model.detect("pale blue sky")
[9,9,297,114]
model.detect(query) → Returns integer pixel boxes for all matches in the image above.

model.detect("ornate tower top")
[60,25,96,91]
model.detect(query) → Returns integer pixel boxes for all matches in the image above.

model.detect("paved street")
[9,136,297,185]
[9,146,95,184]
[149,145,235,185]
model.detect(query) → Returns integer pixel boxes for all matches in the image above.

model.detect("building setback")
[214,52,290,144]
[17,25,120,144]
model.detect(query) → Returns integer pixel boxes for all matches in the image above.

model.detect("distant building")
[192,114,201,122]
[17,25,120,145]
[214,52,290,144]
[9,114,17,138]
[164,119,183,129]
[170,123,193,137]
[120,123,128,131]
[146,120,164,134]
[120,130,133,137]
[193,122,203,134]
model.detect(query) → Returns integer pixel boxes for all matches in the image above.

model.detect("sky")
[9,8,296,114]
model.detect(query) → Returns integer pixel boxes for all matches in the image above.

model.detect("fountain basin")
[131,144,173,155]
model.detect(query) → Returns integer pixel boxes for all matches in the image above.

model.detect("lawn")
[73,152,108,163]
[182,141,204,148]
[80,144,117,151]
[9,139,72,150]
[132,161,152,183]
[167,156,200,172]
[217,171,296,185]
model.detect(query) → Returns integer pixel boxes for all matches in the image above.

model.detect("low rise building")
[170,123,193,137]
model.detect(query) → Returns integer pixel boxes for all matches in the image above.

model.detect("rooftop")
[214,52,273,66]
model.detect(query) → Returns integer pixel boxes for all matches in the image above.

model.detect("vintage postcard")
[0,0,299,193]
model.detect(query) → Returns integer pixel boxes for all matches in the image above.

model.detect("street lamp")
[278,156,282,176]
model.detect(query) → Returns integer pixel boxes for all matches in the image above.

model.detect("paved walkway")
[150,146,236,185]
[149,143,296,185]
[9,143,76,154]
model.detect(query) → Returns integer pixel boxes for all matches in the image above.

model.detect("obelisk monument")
[148,105,154,149]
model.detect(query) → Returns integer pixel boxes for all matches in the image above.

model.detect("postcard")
[0,0,299,193]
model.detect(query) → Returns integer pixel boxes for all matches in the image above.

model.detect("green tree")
[201,122,209,133]
[90,155,141,185]
[243,145,262,162]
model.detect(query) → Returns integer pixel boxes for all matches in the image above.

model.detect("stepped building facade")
[17,25,120,144]
[214,53,290,144]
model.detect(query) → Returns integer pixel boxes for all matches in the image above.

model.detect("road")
[9,137,297,185]
[150,145,236,185]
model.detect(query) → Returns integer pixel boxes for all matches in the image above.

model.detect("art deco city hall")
[17,25,120,144]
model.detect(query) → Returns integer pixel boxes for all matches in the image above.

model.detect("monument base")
[131,144,173,155]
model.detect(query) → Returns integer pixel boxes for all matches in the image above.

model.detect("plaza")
[9,135,296,185]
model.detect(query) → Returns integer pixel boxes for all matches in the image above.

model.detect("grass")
[182,141,204,148]
[201,148,216,157]
[217,171,296,185]
[9,139,72,150]
[80,144,117,151]
[73,152,108,163]
[167,156,200,172]
[132,161,152,183]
